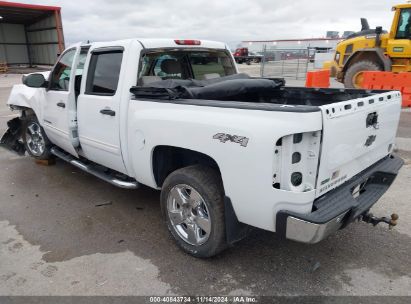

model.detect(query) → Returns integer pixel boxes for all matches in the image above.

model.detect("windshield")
[138,49,236,83]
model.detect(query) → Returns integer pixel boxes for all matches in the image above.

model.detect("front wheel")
[22,115,53,160]
[160,165,227,258]
[343,60,382,89]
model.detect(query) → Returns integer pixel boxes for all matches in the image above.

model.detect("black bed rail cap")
[130,87,182,100]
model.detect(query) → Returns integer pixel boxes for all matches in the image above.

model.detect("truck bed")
[130,75,388,110]
[131,75,401,200]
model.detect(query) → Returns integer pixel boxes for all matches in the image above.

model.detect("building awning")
[0,1,60,24]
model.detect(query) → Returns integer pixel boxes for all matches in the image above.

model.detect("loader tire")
[344,60,382,89]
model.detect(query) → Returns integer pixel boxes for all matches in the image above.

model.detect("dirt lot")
[0,72,410,296]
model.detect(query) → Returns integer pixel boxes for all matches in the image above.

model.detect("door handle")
[57,102,66,108]
[100,109,116,116]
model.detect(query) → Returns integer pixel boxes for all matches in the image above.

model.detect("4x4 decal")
[213,133,249,147]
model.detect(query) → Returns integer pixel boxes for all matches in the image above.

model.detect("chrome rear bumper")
[276,154,403,244]
[285,211,348,244]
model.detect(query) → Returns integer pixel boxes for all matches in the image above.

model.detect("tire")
[160,165,227,258]
[22,115,53,160]
[344,60,382,88]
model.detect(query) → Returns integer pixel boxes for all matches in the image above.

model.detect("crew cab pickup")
[1,39,403,257]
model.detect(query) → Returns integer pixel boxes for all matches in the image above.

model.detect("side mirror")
[22,73,47,88]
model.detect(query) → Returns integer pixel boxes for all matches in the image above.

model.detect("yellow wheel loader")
[327,3,411,88]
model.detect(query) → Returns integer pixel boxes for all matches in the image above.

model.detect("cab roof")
[77,39,228,51]
[392,3,411,9]
[138,39,228,50]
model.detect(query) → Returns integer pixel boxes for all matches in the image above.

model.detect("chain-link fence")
[259,46,333,79]
[259,46,311,79]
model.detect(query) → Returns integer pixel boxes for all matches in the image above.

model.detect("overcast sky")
[21,0,401,47]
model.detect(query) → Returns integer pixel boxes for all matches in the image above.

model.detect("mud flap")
[0,117,25,155]
[224,196,252,245]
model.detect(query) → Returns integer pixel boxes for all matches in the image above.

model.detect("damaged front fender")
[0,117,25,155]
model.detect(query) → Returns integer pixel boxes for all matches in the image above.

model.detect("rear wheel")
[344,60,382,89]
[160,165,226,258]
[22,115,53,160]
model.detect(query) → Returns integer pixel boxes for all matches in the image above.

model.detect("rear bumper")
[276,154,404,244]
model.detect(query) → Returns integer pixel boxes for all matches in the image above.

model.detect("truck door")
[76,47,126,174]
[42,44,84,156]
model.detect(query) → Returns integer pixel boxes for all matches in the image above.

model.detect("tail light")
[174,40,201,45]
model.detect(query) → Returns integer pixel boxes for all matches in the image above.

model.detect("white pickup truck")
[1,39,404,258]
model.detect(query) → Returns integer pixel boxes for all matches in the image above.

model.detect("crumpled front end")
[0,117,25,155]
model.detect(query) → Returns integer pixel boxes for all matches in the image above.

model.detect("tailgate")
[316,91,402,197]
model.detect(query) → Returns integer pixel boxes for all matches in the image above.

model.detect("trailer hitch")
[361,212,399,229]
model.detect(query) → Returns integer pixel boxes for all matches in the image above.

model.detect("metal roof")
[242,38,342,43]
[0,1,60,24]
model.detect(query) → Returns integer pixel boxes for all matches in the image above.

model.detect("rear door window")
[86,50,123,95]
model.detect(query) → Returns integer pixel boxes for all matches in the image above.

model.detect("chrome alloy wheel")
[167,184,211,246]
[25,121,46,157]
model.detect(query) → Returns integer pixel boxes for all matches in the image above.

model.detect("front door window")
[49,49,76,91]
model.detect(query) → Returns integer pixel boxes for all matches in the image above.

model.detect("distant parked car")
[233,47,262,64]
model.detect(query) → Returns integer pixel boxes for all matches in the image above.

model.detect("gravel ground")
[0,72,410,297]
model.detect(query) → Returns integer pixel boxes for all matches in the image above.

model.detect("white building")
[240,38,343,53]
